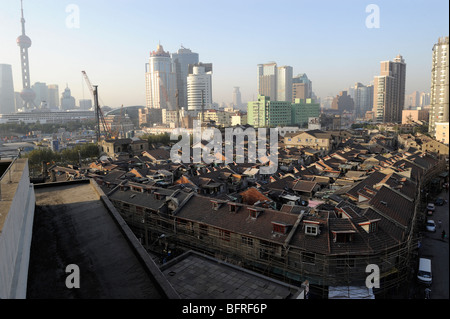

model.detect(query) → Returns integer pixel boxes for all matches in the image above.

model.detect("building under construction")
[99,165,432,298]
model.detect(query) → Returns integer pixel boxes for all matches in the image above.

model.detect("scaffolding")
[110,194,422,298]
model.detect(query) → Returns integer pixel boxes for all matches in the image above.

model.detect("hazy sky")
[0,0,448,109]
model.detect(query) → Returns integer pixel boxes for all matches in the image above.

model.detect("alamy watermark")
[365,264,380,289]
[66,4,80,29]
[365,4,380,29]
[170,120,279,174]
[65,264,80,288]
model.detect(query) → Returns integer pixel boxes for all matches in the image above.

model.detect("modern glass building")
[171,46,199,109]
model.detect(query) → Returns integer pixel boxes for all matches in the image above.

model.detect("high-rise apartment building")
[187,64,213,113]
[47,84,59,109]
[257,62,277,101]
[145,44,177,110]
[0,64,15,114]
[429,36,449,136]
[292,73,312,102]
[171,46,199,109]
[277,66,293,102]
[373,55,406,123]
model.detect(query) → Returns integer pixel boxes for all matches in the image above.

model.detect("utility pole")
[93,85,101,143]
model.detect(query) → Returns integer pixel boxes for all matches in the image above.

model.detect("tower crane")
[81,70,112,141]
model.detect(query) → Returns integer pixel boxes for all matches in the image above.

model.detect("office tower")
[373,54,406,123]
[31,82,48,108]
[353,82,373,117]
[79,99,92,110]
[331,91,354,114]
[232,87,242,108]
[171,46,199,109]
[429,36,449,136]
[0,64,15,114]
[145,44,177,110]
[187,64,213,112]
[257,62,277,101]
[277,66,293,102]
[47,84,59,109]
[16,0,35,109]
[60,85,76,110]
[292,73,312,102]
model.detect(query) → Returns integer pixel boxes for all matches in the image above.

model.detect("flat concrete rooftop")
[160,250,303,299]
[27,179,178,299]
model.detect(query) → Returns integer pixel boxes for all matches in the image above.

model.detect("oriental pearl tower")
[16,0,36,109]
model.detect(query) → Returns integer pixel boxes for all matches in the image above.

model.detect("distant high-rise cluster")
[372,54,406,123]
[144,44,213,126]
[429,36,449,137]
[257,63,315,106]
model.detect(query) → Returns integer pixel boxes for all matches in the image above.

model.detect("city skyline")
[0,0,448,109]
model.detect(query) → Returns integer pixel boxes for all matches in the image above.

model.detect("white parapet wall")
[0,159,36,299]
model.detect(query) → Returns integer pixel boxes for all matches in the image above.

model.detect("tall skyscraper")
[0,64,15,114]
[187,64,213,112]
[292,74,312,102]
[373,54,406,123]
[257,62,277,101]
[277,66,293,102]
[145,44,177,110]
[232,87,242,108]
[60,85,76,110]
[31,82,48,108]
[47,84,59,109]
[171,46,199,109]
[429,36,449,136]
[16,0,35,109]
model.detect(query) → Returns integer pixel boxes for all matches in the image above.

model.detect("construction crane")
[81,71,112,141]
